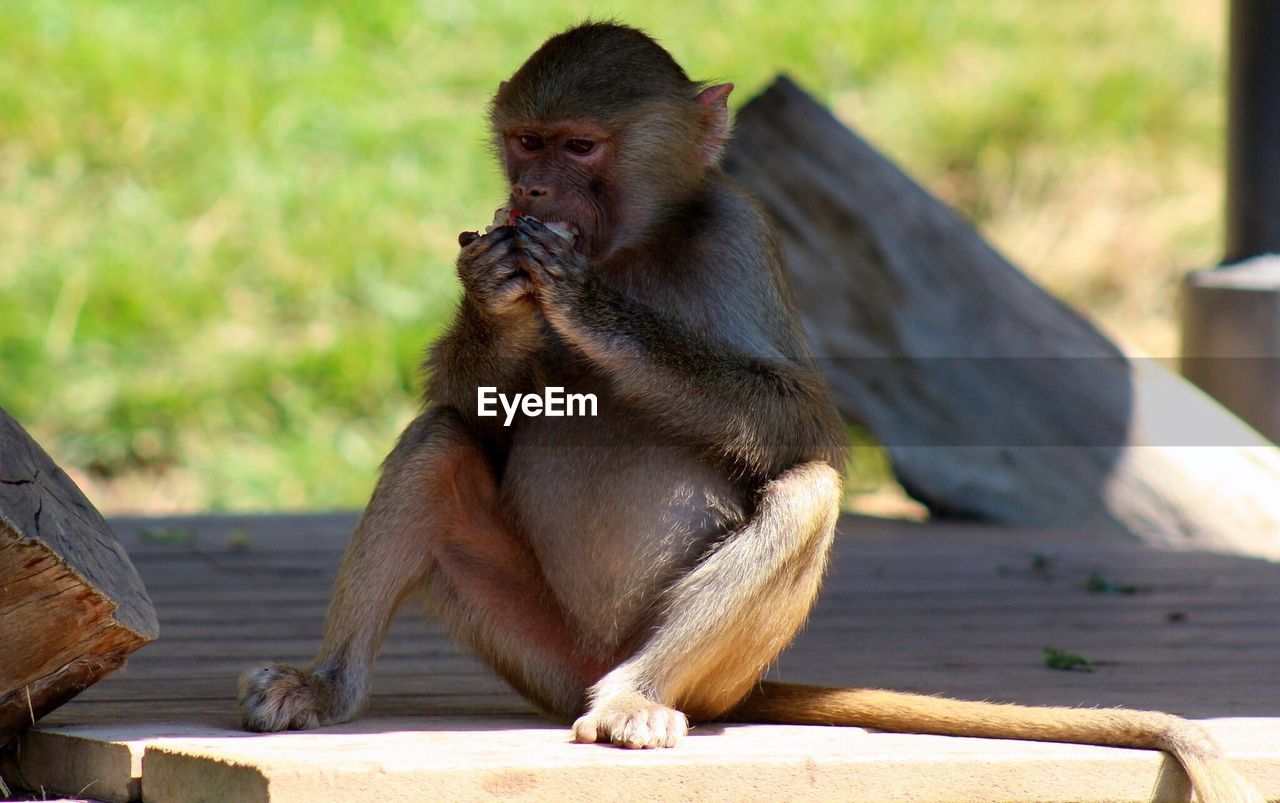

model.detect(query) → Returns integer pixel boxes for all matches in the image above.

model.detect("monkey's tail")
[728,681,1262,803]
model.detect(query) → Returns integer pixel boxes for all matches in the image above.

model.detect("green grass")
[0,1,1224,512]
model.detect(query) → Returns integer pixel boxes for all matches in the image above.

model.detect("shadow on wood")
[725,77,1280,558]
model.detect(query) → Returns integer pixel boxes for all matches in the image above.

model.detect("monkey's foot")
[571,692,689,749]
[238,663,353,732]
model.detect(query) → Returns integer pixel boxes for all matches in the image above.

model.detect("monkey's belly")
[502,415,746,652]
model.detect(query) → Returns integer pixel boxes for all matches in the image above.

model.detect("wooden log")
[724,77,1280,558]
[0,407,158,742]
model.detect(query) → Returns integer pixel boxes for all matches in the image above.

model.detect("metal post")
[1225,0,1280,262]
[1180,0,1280,444]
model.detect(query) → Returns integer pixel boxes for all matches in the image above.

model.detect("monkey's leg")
[572,461,841,749]
[564,464,1261,800]
[239,408,603,732]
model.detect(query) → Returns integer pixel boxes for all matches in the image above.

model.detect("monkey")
[238,22,1261,802]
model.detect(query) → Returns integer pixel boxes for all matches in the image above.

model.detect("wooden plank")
[133,718,1280,803]
[13,512,1280,800]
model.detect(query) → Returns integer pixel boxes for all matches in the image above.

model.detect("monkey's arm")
[426,296,543,442]
[428,295,541,408]
[517,221,842,476]
[430,224,551,444]
[576,287,839,473]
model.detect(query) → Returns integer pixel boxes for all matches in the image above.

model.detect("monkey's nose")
[515,184,551,200]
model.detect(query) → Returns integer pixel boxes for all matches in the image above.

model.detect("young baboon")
[240,23,1260,802]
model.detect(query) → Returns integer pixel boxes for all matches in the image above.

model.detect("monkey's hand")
[456,225,539,317]
[513,216,591,325]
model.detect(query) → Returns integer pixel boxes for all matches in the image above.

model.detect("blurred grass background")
[0,1,1225,514]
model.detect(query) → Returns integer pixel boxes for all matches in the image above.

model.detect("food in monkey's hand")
[458,207,577,249]
[488,207,523,230]
[485,207,577,241]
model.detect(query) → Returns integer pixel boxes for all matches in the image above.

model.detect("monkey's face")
[501,122,615,259]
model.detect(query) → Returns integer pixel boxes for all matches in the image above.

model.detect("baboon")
[240,23,1260,801]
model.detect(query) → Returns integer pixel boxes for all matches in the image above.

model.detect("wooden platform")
[6,513,1280,801]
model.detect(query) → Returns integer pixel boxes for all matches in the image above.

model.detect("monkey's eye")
[517,134,544,152]
[564,138,595,155]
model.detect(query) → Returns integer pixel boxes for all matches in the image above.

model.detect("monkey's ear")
[695,83,734,166]
[498,80,509,93]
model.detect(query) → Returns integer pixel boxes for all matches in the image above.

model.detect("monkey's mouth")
[541,219,581,242]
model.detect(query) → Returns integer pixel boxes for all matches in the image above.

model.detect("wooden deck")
[6,513,1280,801]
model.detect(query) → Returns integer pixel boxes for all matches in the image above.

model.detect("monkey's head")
[490,23,732,259]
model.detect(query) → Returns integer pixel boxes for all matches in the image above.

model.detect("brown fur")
[239,22,1260,801]
[732,684,1259,802]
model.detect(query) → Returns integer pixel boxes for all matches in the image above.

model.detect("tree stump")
[725,77,1280,558]
[0,407,158,742]
[1181,255,1280,442]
